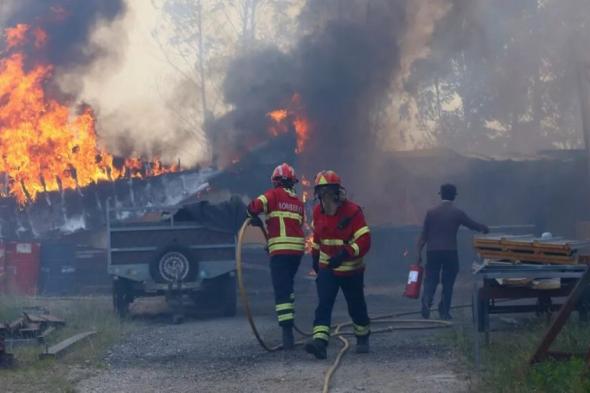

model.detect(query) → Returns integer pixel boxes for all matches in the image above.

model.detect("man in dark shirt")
[416,184,489,320]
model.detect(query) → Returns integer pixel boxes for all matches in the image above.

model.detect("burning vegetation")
[0,22,178,204]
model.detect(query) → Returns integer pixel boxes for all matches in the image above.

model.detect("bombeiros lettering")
[278,202,304,214]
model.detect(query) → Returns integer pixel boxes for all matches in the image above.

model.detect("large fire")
[267,93,311,154]
[0,24,177,204]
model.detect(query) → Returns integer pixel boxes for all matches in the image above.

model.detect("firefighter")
[304,170,371,359]
[247,163,305,349]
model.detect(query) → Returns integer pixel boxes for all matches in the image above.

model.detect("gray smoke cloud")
[208,0,408,181]
[206,47,297,167]
[1,0,126,69]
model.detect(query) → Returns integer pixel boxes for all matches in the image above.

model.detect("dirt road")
[77,270,472,393]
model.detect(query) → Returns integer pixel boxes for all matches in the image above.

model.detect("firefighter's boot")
[282,326,294,350]
[304,338,327,359]
[356,335,370,354]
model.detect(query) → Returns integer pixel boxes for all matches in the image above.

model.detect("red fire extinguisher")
[403,264,424,299]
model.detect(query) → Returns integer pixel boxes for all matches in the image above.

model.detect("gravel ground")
[77,272,472,393]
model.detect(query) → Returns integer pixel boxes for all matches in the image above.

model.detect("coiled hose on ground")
[235,218,453,393]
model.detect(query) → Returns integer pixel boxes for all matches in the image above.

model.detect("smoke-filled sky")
[1,0,589,168]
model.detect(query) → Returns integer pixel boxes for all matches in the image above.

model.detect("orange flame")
[266,93,311,154]
[0,24,177,204]
[299,174,315,254]
[267,109,288,124]
[6,25,29,50]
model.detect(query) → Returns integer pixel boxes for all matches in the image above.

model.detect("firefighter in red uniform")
[304,170,371,359]
[247,163,305,349]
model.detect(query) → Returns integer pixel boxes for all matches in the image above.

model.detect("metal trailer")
[106,200,237,322]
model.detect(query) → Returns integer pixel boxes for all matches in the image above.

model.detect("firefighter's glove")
[328,249,349,269]
[312,253,320,273]
[250,215,264,228]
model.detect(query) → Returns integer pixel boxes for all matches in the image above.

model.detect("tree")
[410,0,590,156]
[150,0,303,162]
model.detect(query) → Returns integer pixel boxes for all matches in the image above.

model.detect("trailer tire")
[113,277,134,318]
[151,245,198,283]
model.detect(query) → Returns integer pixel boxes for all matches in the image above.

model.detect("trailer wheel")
[151,245,198,283]
[113,277,134,318]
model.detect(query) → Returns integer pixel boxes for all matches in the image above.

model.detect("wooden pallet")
[474,235,590,265]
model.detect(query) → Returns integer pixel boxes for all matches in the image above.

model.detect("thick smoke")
[209,0,408,180]
[207,0,459,213]
[296,0,406,174]
[206,47,297,167]
[1,0,126,69]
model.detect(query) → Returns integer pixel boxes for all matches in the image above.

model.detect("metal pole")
[473,278,481,370]
[106,198,112,269]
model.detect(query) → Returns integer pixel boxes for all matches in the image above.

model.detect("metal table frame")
[472,264,588,369]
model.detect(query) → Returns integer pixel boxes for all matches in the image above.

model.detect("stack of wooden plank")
[0,310,65,342]
[474,234,590,265]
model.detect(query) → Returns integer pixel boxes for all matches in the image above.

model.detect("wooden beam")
[39,331,96,360]
[37,326,56,344]
[530,268,590,364]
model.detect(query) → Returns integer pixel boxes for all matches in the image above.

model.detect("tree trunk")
[435,75,442,123]
[196,0,207,121]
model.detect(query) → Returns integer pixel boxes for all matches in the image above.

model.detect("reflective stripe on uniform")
[267,211,303,222]
[268,236,305,245]
[313,332,329,341]
[351,226,370,242]
[257,195,268,213]
[320,239,345,246]
[353,323,370,336]
[311,242,320,250]
[350,242,360,256]
[278,313,294,322]
[268,243,305,253]
[279,217,286,237]
[319,257,364,272]
[312,325,331,341]
[313,325,330,334]
[275,303,294,312]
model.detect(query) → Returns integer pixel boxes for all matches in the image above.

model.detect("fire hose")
[235,218,453,392]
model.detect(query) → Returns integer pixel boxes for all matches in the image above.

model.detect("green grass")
[446,309,590,393]
[0,296,134,393]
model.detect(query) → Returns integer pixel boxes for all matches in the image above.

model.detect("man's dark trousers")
[270,255,301,326]
[421,250,459,317]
